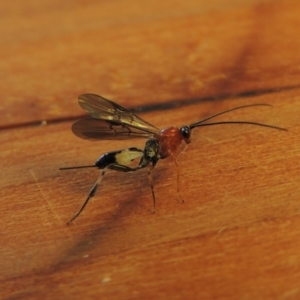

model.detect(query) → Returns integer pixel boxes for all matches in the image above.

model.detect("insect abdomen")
[95,150,122,169]
[95,148,144,169]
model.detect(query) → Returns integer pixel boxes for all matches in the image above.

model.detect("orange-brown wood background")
[1,1,300,299]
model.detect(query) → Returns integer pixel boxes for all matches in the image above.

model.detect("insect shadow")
[60,94,287,224]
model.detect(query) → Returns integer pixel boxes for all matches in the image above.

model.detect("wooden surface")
[1,0,300,299]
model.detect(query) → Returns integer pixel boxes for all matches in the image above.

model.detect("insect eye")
[180,126,190,139]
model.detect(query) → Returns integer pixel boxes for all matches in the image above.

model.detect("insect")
[60,93,286,224]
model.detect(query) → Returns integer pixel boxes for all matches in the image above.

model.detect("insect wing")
[72,118,155,140]
[78,94,159,134]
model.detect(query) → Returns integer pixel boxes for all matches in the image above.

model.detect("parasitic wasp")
[60,94,286,224]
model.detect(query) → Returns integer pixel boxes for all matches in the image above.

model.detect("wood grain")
[1,0,300,299]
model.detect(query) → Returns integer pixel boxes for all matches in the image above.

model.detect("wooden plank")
[1,90,299,299]
[1,0,300,127]
[1,0,300,299]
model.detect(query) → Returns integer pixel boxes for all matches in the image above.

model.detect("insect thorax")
[144,139,160,159]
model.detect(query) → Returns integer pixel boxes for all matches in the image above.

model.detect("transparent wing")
[77,93,159,134]
[72,118,155,140]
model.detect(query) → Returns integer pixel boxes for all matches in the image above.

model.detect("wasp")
[60,94,286,224]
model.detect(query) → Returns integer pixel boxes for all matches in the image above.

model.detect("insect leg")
[111,158,158,213]
[104,160,157,212]
[68,160,149,224]
[108,146,159,213]
[141,139,160,212]
[67,167,108,224]
[147,164,156,213]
